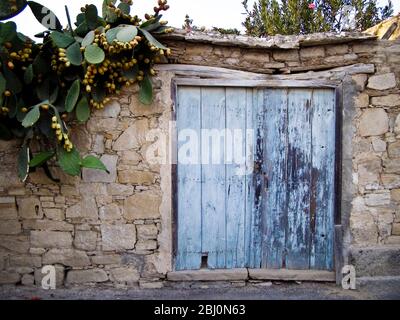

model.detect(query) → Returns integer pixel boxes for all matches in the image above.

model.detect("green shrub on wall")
[0,0,173,181]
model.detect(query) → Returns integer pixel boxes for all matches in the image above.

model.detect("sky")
[6,0,400,38]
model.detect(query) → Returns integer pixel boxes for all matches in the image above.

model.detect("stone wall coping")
[159,29,377,50]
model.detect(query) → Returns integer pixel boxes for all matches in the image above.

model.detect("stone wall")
[164,37,376,74]
[163,37,400,273]
[0,77,173,288]
[0,33,399,287]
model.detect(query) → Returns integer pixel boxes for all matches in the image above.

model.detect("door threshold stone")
[248,269,335,282]
[167,269,249,281]
[167,268,335,282]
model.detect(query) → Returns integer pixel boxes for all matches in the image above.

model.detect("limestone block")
[354,93,369,108]
[349,246,400,276]
[383,158,400,174]
[129,95,165,117]
[43,249,90,267]
[137,225,158,240]
[17,197,43,220]
[167,269,248,281]
[66,269,108,284]
[139,281,164,289]
[109,267,140,283]
[93,135,105,154]
[108,183,134,196]
[371,138,386,152]
[359,109,389,137]
[135,240,157,251]
[324,53,357,64]
[0,236,30,253]
[74,231,97,251]
[87,118,118,133]
[43,208,65,221]
[118,170,157,185]
[392,223,400,236]
[113,119,149,151]
[371,94,400,107]
[391,189,400,202]
[21,274,35,286]
[350,212,378,245]
[91,255,121,265]
[124,192,161,220]
[272,50,299,61]
[364,192,391,206]
[99,203,122,221]
[0,271,21,284]
[373,208,396,240]
[9,255,42,268]
[357,156,381,187]
[0,220,21,235]
[388,141,400,158]
[352,74,368,91]
[394,115,400,136]
[120,150,141,165]
[367,73,396,90]
[326,44,349,55]
[65,197,98,220]
[382,174,400,189]
[96,195,112,207]
[101,225,136,251]
[31,231,73,249]
[23,220,74,232]
[386,236,400,244]
[61,185,79,197]
[79,183,107,195]
[300,46,325,59]
[0,197,18,220]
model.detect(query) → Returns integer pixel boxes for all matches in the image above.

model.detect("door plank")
[286,89,312,269]
[225,88,247,268]
[244,88,255,268]
[310,89,336,270]
[201,88,227,269]
[247,89,265,268]
[263,89,288,269]
[176,87,202,270]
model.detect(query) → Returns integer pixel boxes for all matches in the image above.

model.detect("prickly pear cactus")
[0,0,174,181]
[0,0,28,21]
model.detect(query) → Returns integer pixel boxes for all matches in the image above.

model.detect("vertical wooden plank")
[286,89,312,270]
[176,87,202,270]
[310,89,336,270]
[247,89,265,268]
[244,88,254,268]
[201,87,226,269]
[225,88,247,268]
[263,89,288,269]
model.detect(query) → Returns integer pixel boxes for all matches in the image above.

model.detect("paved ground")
[0,277,399,300]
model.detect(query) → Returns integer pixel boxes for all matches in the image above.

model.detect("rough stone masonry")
[0,30,399,288]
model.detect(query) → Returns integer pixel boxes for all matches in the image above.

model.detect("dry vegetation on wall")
[0,0,173,181]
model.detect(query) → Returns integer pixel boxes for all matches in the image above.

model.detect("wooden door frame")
[171,77,344,282]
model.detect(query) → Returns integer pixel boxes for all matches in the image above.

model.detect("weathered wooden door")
[175,86,336,272]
